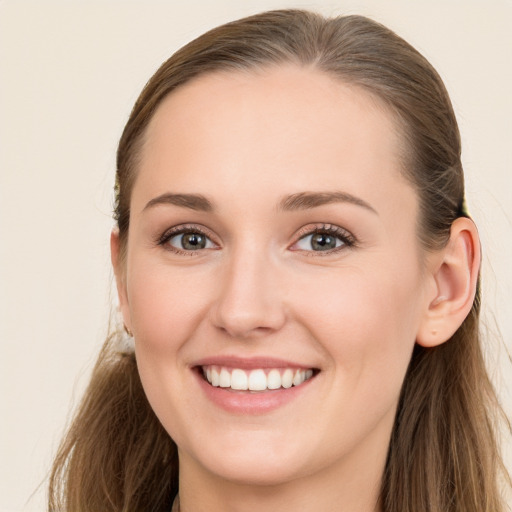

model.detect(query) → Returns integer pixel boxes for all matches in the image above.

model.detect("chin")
[202,455,307,487]
[181,433,314,487]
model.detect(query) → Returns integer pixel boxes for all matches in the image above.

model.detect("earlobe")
[417,217,481,348]
[110,229,132,333]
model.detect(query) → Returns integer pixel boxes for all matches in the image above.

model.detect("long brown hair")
[49,10,510,511]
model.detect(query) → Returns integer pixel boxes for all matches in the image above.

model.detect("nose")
[210,246,287,339]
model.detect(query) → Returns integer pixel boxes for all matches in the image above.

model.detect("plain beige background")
[1,1,511,510]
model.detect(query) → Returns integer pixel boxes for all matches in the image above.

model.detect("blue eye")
[296,232,344,251]
[292,225,355,253]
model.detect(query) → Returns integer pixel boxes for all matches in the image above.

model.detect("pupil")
[182,233,206,250]
[311,233,336,251]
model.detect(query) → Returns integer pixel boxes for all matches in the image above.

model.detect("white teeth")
[281,369,293,388]
[231,369,248,390]
[248,369,267,391]
[292,369,305,386]
[203,366,314,391]
[267,369,282,390]
[211,367,220,387]
[219,368,231,388]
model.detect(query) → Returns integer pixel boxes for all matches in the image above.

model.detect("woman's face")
[117,66,434,487]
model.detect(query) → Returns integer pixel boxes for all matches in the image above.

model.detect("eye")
[296,232,342,251]
[158,225,217,254]
[291,224,355,253]
[169,231,214,251]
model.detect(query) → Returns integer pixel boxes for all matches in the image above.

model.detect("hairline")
[120,62,426,263]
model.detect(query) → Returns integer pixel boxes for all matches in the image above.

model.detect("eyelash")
[292,224,356,255]
[157,223,356,256]
[157,224,218,256]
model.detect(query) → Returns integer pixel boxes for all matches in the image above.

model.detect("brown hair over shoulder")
[49,10,510,512]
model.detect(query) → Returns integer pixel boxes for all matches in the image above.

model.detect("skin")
[112,66,480,512]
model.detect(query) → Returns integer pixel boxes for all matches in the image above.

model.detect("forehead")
[135,65,414,218]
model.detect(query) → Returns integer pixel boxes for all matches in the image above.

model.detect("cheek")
[292,258,423,390]
[125,257,215,431]
[294,265,423,461]
[126,257,213,351]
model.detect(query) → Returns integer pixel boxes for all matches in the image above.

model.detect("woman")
[49,9,510,512]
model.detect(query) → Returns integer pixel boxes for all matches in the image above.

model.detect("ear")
[111,229,132,333]
[416,217,481,347]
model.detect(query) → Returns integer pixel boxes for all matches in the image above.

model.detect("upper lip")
[192,355,317,370]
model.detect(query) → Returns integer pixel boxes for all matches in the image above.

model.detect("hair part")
[49,9,510,511]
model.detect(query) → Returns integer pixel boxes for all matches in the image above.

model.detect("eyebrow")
[278,191,377,214]
[143,193,214,212]
[142,190,377,215]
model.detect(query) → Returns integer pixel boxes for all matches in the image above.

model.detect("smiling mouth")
[199,365,317,392]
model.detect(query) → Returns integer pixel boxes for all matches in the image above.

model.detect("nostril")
[209,264,287,337]
[216,323,277,340]
[211,302,286,339]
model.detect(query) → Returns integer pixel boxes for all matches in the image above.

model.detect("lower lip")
[194,369,316,415]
